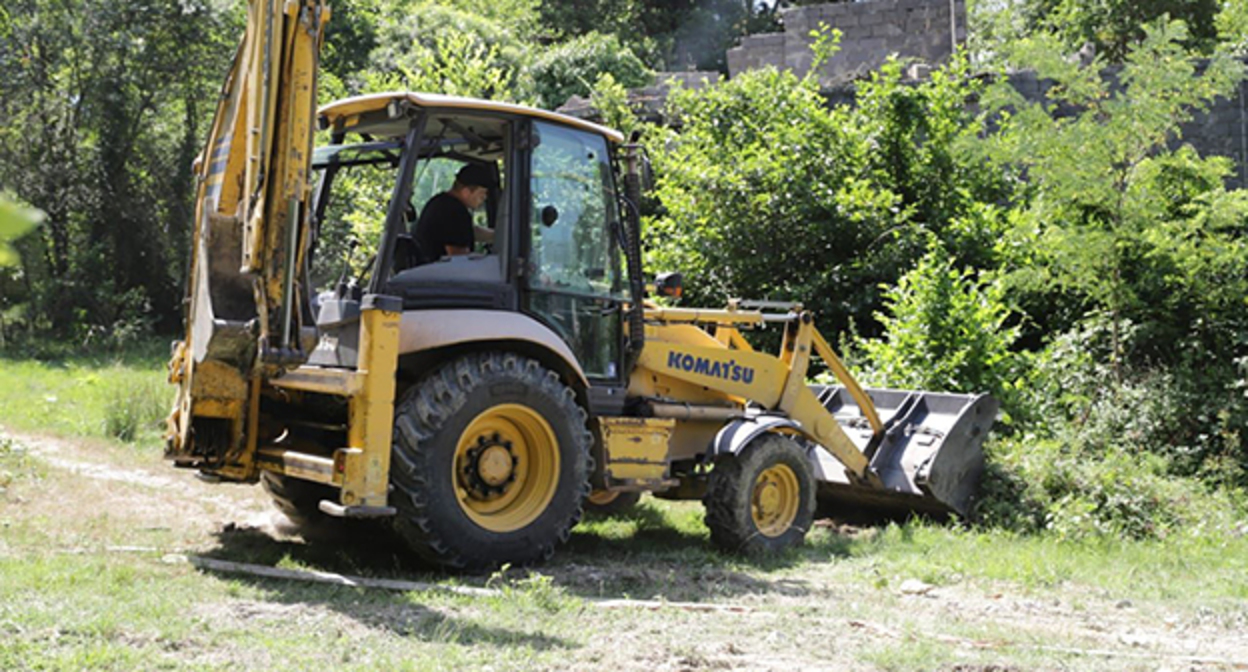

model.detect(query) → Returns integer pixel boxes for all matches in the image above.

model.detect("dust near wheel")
[260,470,333,528]
[259,471,362,541]
[704,433,816,555]
[584,489,641,515]
[389,352,593,570]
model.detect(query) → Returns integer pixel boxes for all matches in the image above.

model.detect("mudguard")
[709,415,810,461]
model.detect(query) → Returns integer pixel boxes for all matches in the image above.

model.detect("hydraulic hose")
[621,142,647,374]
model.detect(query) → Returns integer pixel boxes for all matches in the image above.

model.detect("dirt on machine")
[164,0,997,570]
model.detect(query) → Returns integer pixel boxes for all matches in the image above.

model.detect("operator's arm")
[473,226,495,244]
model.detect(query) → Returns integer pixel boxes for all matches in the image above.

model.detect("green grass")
[3,345,1248,669]
[0,341,170,444]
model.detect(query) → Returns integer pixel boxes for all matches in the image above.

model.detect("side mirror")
[654,271,683,299]
[541,205,559,227]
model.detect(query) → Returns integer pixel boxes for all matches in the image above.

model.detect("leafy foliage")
[530,32,652,109]
[855,244,1024,415]
[981,20,1246,370]
[0,0,238,339]
[975,0,1224,62]
[368,4,530,101]
[645,51,1009,339]
[1216,0,1248,54]
[0,196,41,267]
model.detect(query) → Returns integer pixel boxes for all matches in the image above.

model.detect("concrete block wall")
[1175,75,1247,188]
[727,0,965,86]
[1004,64,1248,188]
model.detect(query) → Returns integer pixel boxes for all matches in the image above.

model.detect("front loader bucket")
[807,386,999,521]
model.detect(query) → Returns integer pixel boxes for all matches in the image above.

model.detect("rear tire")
[585,490,641,515]
[389,352,593,570]
[260,471,342,535]
[704,434,816,555]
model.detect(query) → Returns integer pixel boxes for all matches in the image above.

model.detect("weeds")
[101,374,170,442]
[0,339,169,446]
[487,565,572,614]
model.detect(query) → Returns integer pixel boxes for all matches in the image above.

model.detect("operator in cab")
[411,163,496,265]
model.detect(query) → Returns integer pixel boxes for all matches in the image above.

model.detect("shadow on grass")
[545,501,863,601]
[197,498,871,612]
[202,524,576,652]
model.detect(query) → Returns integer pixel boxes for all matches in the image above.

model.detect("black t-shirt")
[412,192,473,264]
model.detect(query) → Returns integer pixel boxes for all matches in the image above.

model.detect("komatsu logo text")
[667,351,755,384]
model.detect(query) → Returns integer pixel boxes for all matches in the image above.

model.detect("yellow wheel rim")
[751,463,800,538]
[453,404,560,533]
[587,490,621,506]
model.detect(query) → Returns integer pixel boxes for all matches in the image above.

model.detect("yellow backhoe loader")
[166,0,997,569]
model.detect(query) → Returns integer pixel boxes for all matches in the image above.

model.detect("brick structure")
[727,0,965,86]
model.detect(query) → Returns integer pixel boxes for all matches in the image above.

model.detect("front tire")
[704,433,816,555]
[389,352,592,570]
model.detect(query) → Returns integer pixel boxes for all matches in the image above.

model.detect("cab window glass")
[528,122,622,298]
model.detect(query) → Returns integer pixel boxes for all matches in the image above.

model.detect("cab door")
[523,121,627,385]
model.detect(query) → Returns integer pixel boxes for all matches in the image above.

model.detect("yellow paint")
[342,304,400,508]
[811,328,883,435]
[644,307,765,327]
[635,304,880,481]
[599,417,675,483]
[453,404,560,532]
[318,92,625,143]
[775,319,814,414]
[752,463,800,537]
[636,341,790,408]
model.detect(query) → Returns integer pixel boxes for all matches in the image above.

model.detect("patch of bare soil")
[4,427,1248,671]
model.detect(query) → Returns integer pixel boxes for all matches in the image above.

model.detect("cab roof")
[318,92,626,144]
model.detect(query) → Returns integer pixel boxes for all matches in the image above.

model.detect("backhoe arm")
[166,0,328,470]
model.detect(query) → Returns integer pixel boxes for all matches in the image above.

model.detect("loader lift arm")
[635,302,996,517]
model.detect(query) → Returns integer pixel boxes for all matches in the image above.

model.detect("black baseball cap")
[456,164,496,190]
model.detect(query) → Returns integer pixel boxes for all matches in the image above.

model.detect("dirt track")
[4,428,1248,671]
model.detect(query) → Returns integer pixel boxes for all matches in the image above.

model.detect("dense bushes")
[531,33,652,109]
[632,20,1248,538]
[644,55,1009,340]
[853,244,1025,420]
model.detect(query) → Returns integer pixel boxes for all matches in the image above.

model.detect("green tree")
[0,0,237,339]
[530,32,652,109]
[0,196,41,267]
[855,243,1023,414]
[972,0,1224,62]
[1218,0,1248,53]
[981,19,1245,374]
[646,40,1008,339]
[367,4,530,101]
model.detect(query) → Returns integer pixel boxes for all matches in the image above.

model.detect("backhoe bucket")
[808,386,999,521]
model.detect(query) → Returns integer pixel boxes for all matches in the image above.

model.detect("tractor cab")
[308,93,635,390]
